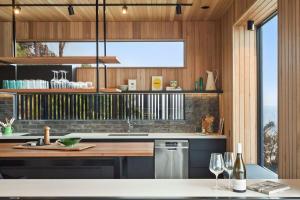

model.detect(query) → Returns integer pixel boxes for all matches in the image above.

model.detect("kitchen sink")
[108,133,149,137]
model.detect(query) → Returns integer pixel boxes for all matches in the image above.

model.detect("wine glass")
[51,70,59,89]
[224,152,235,189]
[59,70,69,88]
[64,71,70,88]
[209,153,224,190]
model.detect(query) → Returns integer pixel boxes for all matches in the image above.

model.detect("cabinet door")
[0,158,117,179]
[189,139,226,179]
[125,157,154,179]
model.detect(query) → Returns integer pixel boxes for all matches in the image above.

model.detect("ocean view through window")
[258,14,278,174]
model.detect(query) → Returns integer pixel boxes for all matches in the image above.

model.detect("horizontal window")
[16,41,184,68]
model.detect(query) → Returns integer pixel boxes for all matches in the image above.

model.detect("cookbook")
[247,181,290,195]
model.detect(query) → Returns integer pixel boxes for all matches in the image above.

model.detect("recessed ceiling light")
[176,4,182,15]
[14,6,21,15]
[122,5,128,14]
[68,5,75,15]
[201,5,210,10]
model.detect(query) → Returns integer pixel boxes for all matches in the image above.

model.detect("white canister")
[128,79,137,91]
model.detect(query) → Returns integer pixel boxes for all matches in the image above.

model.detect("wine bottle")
[232,143,247,193]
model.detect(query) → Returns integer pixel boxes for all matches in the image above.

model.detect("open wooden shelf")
[0,89,97,94]
[0,89,223,94]
[0,56,120,65]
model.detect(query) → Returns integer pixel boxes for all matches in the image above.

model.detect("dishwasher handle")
[155,146,189,149]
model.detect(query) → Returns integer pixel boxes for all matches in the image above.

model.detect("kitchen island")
[0,142,154,179]
[0,142,154,157]
[0,179,299,199]
[0,133,226,179]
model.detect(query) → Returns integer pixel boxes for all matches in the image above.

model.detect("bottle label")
[233,179,246,191]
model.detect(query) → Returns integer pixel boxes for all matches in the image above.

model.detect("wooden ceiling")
[0,0,233,21]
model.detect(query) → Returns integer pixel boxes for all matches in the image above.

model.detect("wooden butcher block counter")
[0,142,154,158]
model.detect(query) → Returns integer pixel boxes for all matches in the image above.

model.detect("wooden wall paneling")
[278,0,300,179]
[233,0,257,22]
[249,26,257,164]
[17,21,221,90]
[235,0,277,26]
[296,0,300,179]
[181,21,195,90]
[0,22,12,57]
[232,24,257,164]
[221,4,235,152]
[280,0,288,178]
[221,0,260,163]
[244,26,250,163]
[75,68,97,86]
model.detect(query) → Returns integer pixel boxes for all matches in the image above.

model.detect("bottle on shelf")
[199,77,204,91]
[232,143,247,193]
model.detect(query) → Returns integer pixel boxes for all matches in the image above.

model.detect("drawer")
[189,139,226,151]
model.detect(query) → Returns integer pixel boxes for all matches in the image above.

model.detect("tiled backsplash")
[0,94,219,134]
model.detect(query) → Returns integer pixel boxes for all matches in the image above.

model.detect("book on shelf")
[247,181,290,195]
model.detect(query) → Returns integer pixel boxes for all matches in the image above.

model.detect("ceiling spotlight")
[14,6,21,15]
[68,5,75,16]
[176,4,182,15]
[122,5,128,14]
[201,5,210,9]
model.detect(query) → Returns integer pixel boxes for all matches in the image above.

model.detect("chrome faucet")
[127,119,134,133]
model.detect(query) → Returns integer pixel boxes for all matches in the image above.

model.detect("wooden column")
[278,0,300,179]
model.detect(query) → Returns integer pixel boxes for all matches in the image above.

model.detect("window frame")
[16,40,186,68]
[256,12,278,169]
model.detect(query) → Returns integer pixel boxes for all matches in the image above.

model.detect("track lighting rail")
[0,3,193,7]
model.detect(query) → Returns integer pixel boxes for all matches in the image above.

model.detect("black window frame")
[256,12,278,169]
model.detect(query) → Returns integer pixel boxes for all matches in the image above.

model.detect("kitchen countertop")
[0,132,227,140]
[0,179,299,198]
[0,142,154,158]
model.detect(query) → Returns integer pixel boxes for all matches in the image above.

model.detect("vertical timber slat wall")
[220,0,258,162]
[232,25,257,164]
[0,22,12,57]
[278,0,300,179]
[221,0,277,164]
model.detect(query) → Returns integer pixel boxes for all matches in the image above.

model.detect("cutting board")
[13,143,96,151]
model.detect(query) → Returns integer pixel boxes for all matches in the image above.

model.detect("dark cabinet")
[123,157,154,179]
[0,157,155,179]
[189,139,226,179]
[0,158,118,179]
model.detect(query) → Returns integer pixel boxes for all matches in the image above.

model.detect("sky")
[261,15,278,107]
[38,41,184,67]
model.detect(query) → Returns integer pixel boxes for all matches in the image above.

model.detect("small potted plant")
[0,118,15,136]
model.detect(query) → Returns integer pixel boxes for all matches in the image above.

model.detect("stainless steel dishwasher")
[155,140,189,179]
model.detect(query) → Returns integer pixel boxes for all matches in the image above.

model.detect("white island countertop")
[0,179,299,198]
[0,132,227,140]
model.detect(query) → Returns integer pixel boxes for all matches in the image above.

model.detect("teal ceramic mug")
[2,126,13,135]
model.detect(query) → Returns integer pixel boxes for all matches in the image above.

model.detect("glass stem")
[228,173,231,189]
[215,173,218,188]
